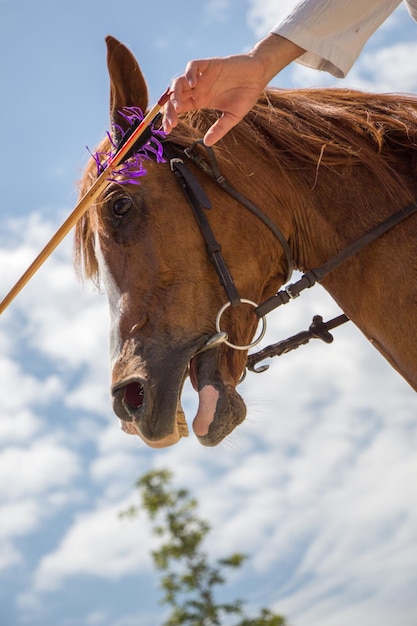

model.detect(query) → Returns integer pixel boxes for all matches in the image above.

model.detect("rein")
[166,140,417,374]
[256,198,417,317]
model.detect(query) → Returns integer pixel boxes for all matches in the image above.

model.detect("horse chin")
[189,349,247,447]
[119,402,189,448]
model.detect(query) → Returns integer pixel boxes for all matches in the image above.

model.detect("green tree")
[120,469,288,626]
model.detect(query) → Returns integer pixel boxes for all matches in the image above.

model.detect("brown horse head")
[75,36,289,447]
[77,37,417,448]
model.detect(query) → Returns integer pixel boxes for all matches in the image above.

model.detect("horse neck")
[276,159,414,276]
[275,164,417,389]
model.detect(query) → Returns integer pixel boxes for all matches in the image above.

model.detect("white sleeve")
[271,0,403,78]
[405,0,417,20]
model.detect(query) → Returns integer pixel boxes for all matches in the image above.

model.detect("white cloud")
[246,0,300,36]
[89,450,142,500]
[0,354,63,413]
[0,500,47,572]
[0,213,112,428]
[0,500,44,541]
[0,409,43,445]
[289,40,417,93]
[353,42,417,92]
[0,438,81,500]
[0,498,62,573]
[205,0,231,22]
[0,542,22,571]
[32,501,153,592]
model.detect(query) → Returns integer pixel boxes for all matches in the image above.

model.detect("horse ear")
[105,35,149,140]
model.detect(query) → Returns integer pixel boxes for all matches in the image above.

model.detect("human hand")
[163,54,266,146]
[162,34,304,146]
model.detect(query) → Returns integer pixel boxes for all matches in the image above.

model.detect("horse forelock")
[75,87,417,283]
[74,138,108,285]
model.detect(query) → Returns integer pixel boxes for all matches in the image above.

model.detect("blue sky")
[1,1,417,626]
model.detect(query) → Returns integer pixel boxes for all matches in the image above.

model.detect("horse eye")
[111,196,133,219]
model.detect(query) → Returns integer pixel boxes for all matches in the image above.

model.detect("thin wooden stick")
[0,89,171,315]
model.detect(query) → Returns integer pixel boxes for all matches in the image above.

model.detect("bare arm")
[163,34,304,146]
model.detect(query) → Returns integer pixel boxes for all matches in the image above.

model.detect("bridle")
[164,139,417,375]
[2,87,415,373]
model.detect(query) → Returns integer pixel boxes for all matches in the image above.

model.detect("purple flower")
[88,107,167,184]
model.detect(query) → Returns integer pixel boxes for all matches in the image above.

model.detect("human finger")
[184,58,211,88]
[169,75,195,110]
[162,97,178,133]
[162,85,198,133]
[203,112,241,146]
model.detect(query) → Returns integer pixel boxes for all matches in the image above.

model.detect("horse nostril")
[124,382,145,410]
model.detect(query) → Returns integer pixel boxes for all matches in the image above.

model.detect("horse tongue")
[189,352,220,437]
[193,385,219,436]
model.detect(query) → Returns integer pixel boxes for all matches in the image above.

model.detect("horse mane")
[75,87,417,282]
[176,87,417,185]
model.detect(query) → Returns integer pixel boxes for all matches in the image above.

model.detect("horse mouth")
[123,382,145,410]
[111,343,246,448]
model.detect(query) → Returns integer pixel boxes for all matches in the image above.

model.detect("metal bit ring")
[215,299,267,351]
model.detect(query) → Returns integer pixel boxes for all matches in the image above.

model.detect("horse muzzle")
[110,334,247,448]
